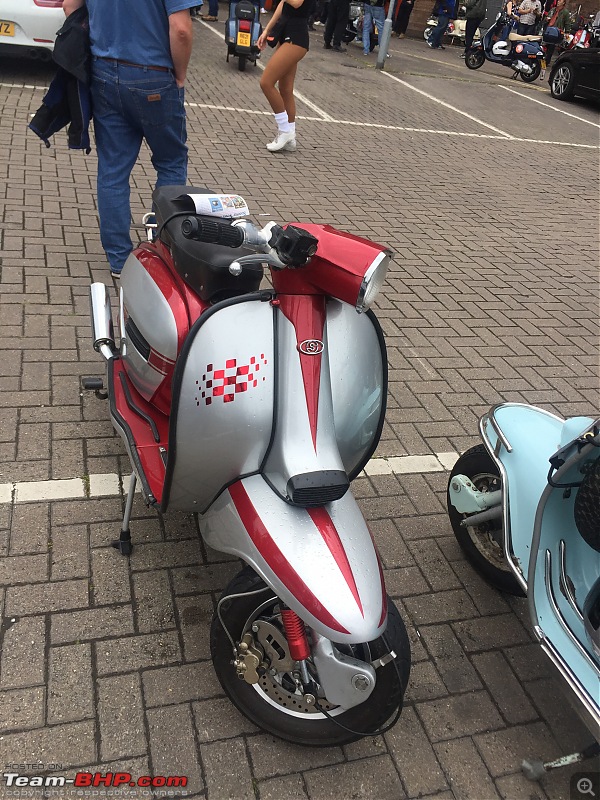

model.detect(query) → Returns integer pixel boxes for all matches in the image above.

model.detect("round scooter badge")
[298,339,324,355]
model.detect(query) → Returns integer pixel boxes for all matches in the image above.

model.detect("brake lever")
[228,252,285,276]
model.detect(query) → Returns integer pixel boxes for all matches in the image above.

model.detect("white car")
[0,0,64,55]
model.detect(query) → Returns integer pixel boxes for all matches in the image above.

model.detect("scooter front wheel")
[447,445,524,596]
[465,49,485,69]
[210,566,411,746]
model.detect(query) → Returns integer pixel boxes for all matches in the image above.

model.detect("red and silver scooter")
[87,185,411,746]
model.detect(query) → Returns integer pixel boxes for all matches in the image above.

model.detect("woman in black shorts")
[257,0,315,152]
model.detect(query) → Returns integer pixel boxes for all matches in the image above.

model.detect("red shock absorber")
[280,609,310,662]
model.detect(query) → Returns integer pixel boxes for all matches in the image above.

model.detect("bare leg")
[259,42,306,114]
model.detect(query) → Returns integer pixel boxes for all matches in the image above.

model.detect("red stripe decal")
[148,348,176,375]
[307,507,363,617]
[278,295,325,450]
[229,482,350,635]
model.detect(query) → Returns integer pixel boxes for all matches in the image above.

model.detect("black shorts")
[278,17,310,49]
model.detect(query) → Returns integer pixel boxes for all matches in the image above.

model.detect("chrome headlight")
[356,251,391,313]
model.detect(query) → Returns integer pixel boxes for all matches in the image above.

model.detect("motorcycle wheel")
[447,445,524,596]
[465,49,485,69]
[238,54,247,72]
[424,26,432,39]
[520,60,542,82]
[210,565,411,746]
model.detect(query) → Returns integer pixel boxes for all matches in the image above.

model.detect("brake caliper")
[234,633,263,684]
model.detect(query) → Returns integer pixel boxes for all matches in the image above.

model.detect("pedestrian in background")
[362,0,386,54]
[323,0,350,51]
[257,0,314,152]
[62,0,195,279]
[202,0,220,21]
[427,0,457,48]
[392,0,415,37]
[309,0,329,28]
[462,0,486,55]
[515,0,542,34]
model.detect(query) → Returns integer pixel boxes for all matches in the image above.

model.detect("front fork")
[234,608,378,709]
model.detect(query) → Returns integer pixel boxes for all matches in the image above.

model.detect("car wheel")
[550,61,576,100]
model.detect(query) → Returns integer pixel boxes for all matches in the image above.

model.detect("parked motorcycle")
[465,14,559,82]
[424,9,480,46]
[447,403,600,777]
[343,0,377,49]
[225,0,261,71]
[85,185,411,746]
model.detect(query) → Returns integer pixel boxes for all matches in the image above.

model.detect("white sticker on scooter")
[181,193,250,219]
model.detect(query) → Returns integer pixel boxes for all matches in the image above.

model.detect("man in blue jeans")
[62,0,195,278]
[427,0,456,48]
[362,0,386,55]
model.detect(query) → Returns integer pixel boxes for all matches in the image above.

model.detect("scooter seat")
[153,185,263,303]
[508,32,542,41]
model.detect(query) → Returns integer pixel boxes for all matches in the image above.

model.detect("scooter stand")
[522,741,600,780]
[112,472,137,557]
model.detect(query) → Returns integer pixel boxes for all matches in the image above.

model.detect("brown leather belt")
[98,56,171,73]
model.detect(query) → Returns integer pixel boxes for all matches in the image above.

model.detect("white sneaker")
[266,130,297,152]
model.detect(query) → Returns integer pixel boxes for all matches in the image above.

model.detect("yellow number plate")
[0,21,15,37]
[541,59,546,69]
[236,32,251,47]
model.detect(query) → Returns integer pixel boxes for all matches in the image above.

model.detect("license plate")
[236,32,251,47]
[541,59,546,69]
[0,21,15,37]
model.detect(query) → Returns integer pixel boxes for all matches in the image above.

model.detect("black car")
[549,45,600,102]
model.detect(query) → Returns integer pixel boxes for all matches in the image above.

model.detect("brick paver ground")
[0,18,598,800]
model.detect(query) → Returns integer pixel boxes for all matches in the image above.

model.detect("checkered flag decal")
[196,356,268,405]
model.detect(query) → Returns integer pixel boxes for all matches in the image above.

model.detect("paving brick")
[95,631,181,675]
[474,722,562,777]
[385,565,429,598]
[171,562,240,595]
[0,615,45,689]
[91,547,132,605]
[50,524,89,580]
[451,559,511,616]
[0,552,48,585]
[246,734,344,780]
[193,697,259,742]
[257,774,309,800]
[368,518,415,569]
[385,706,448,798]
[201,738,254,800]
[47,643,94,724]
[495,772,549,800]
[50,604,134,644]
[98,673,146,761]
[0,686,45,731]
[132,569,175,634]
[417,691,505,743]
[143,661,220,707]
[147,705,204,796]
[5,578,89,616]
[471,651,538,725]
[404,659,447,703]
[403,589,479,626]
[175,594,213,662]
[406,538,462,592]
[130,539,203,571]
[303,754,405,800]
[434,737,501,800]
[0,720,96,770]
[9,501,49,555]
[453,614,532,652]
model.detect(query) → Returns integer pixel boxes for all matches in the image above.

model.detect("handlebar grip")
[181,216,245,248]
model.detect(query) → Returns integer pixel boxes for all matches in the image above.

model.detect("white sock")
[274,111,291,133]
[288,122,296,135]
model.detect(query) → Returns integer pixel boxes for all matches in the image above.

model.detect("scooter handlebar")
[181,216,246,249]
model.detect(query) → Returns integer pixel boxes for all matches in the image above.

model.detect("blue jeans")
[208,0,219,15]
[90,58,188,272]
[363,4,386,53]
[429,14,449,47]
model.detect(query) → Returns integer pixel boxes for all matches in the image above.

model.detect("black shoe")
[324,41,332,48]
[308,24,315,30]
[332,44,347,52]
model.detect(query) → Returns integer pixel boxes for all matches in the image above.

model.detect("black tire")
[211,566,411,746]
[465,48,485,69]
[424,26,432,40]
[550,61,576,99]
[447,445,524,595]
[520,60,541,83]
[238,54,247,72]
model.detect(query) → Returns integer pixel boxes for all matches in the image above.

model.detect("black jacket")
[29,7,92,153]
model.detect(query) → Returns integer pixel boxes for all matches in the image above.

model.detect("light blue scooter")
[447,403,600,779]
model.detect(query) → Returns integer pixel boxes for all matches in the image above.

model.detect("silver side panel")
[121,252,178,400]
[327,302,385,475]
[167,300,275,511]
[201,475,387,643]
[263,310,344,496]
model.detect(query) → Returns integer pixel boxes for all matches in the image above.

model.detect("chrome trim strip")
[559,540,584,621]
[545,550,598,672]
[487,409,513,454]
